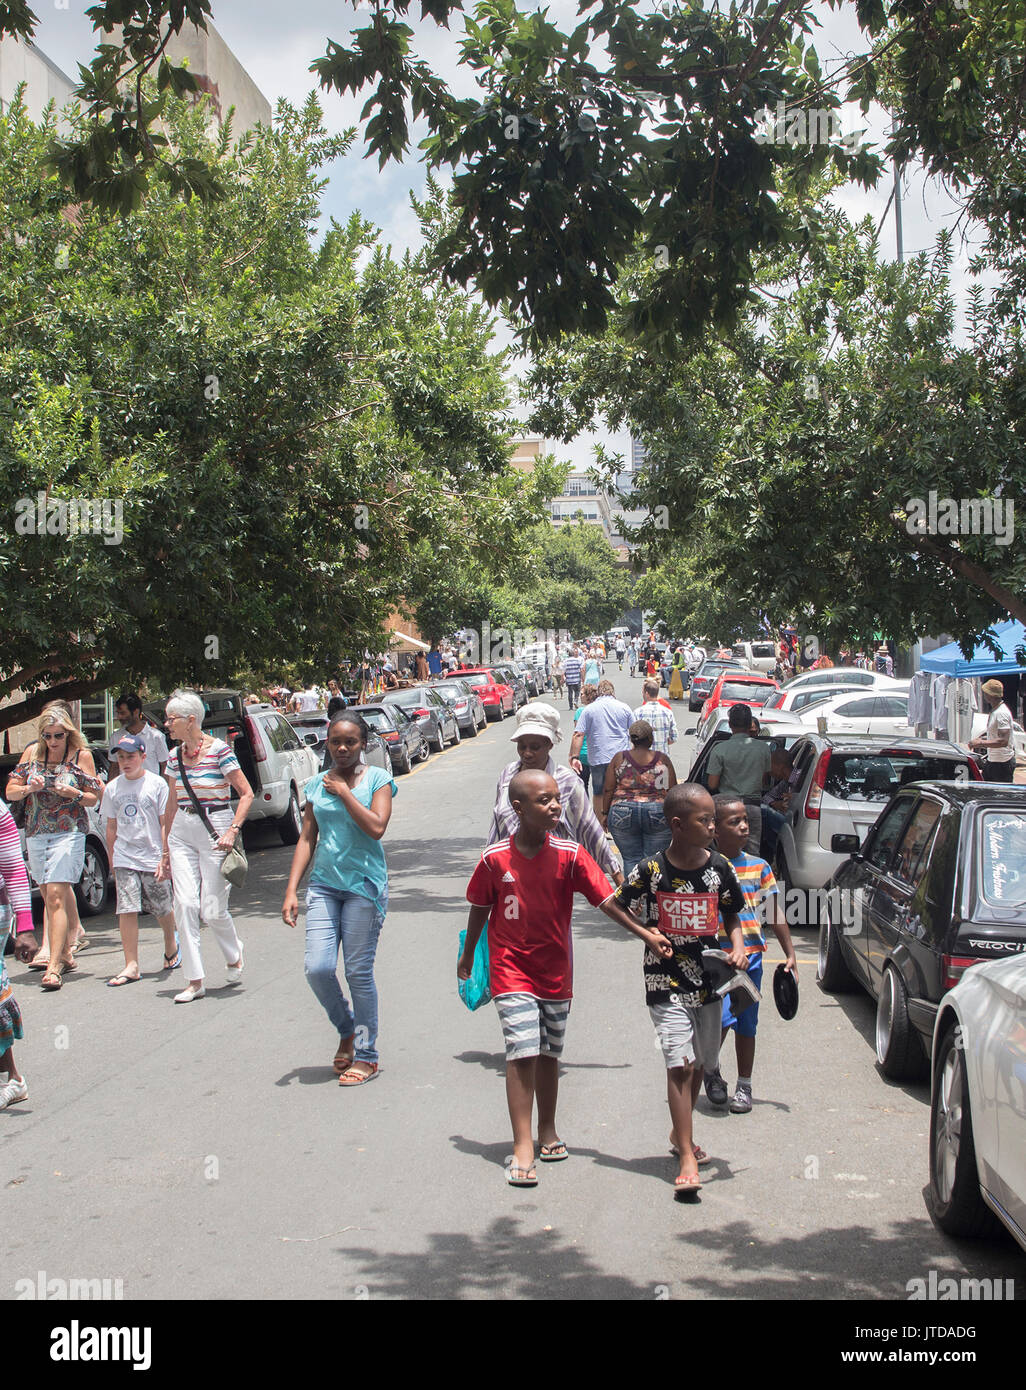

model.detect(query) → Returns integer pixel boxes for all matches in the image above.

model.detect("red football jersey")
[466,835,614,999]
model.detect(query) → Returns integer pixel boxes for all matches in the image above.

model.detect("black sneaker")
[704,1070,728,1106]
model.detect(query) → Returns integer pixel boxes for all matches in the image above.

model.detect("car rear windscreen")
[719,682,774,703]
[978,811,1026,906]
[752,644,776,658]
[824,752,971,803]
[463,674,489,687]
[361,712,390,731]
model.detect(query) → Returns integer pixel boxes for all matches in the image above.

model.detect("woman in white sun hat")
[487,703,623,884]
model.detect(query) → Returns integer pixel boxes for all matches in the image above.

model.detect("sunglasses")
[43,731,68,740]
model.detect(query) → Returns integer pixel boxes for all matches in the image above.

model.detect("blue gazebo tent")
[919,619,1026,678]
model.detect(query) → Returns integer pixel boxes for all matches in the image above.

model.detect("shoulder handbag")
[177,749,248,888]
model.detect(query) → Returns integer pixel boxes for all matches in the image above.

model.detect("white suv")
[203,702,319,844]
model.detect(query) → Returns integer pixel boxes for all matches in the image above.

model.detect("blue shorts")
[722,957,763,1038]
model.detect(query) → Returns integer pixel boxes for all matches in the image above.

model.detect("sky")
[26,1,985,477]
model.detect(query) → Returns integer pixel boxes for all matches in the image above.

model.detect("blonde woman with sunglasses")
[6,705,102,990]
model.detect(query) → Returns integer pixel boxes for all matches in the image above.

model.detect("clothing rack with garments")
[907,670,981,743]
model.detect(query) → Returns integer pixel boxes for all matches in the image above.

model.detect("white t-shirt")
[296,689,320,712]
[134,723,169,775]
[100,769,168,871]
[986,702,1015,762]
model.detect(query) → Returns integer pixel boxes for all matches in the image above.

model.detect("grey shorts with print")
[649,999,722,1070]
[495,993,571,1061]
[114,867,174,918]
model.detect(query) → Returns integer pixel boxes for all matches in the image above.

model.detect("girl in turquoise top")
[282,711,397,1085]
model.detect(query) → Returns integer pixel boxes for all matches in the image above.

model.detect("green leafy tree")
[7,2,1026,350]
[0,90,549,729]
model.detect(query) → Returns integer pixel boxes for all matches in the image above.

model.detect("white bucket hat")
[510,702,563,745]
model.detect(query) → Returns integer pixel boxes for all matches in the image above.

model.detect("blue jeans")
[304,882,383,1064]
[607,800,671,877]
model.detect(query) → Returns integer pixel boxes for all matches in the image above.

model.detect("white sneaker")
[226,942,244,985]
[0,1076,28,1108]
[174,984,206,1004]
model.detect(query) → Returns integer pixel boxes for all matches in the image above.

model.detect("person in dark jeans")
[563,649,583,711]
[971,680,1016,782]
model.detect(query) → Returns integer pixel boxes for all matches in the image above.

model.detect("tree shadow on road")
[337,1214,661,1300]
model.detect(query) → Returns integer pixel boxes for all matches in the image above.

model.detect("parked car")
[929,951,1026,1250]
[688,659,748,712]
[453,668,516,720]
[490,663,529,711]
[352,704,427,774]
[818,783,1026,1086]
[773,734,981,904]
[732,639,779,674]
[286,710,391,774]
[797,687,910,737]
[763,682,874,715]
[197,700,321,844]
[691,708,806,756]
[699,671,780,725]
[380,686,461,753]
[432,678,487,737]
[781,667,904,695]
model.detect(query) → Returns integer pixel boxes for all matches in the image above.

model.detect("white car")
[929,952,1026,1251]
[782,666,905,695]
[693,707,805,754]
[797,687,910,737]
[731,639,780,674]
[762,681,873,716]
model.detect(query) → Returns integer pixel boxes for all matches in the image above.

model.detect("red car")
[453,667,515,720]
[700,671,780,724]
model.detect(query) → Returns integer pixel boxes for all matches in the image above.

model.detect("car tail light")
[967,757,983,781]
[943,955,981,990]
[412,708,431,718]
[383,731,398,742]
[804,750,832,819]
[245,715,268,762]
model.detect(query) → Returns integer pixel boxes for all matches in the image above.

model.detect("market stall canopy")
[920,619,1026,678]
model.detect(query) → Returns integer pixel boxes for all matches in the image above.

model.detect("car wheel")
[875,964,929,1080]
[477,709,487,730]
[929,1020,1001,1238]
[418,736,430,762]
[74,841,110,917]
[816,906,856,993]
[463,715,477,738]
[450,719,461,746]
[394,744,412,775]
[278,788,302,845]
[430,721,444,753]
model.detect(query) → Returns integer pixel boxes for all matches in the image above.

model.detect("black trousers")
[983,760,1015,783]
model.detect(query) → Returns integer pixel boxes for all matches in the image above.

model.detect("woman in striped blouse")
[162,690,254,1003]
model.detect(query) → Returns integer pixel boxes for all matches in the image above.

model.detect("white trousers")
[168,809,241,982]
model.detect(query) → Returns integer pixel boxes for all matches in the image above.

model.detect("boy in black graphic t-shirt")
[615,783,747,1194]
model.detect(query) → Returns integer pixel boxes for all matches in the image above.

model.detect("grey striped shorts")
[494,993,571,1061]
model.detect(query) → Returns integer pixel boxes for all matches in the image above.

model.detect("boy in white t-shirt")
[101,735,180,986]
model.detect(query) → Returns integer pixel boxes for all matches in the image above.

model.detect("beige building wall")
[165,22,272,133]
[509,437,543,473]
[0,38,75,125]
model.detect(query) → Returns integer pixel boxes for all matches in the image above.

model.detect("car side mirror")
[302,732,319,746]
[685,728,697,736]
[831,833,861,855]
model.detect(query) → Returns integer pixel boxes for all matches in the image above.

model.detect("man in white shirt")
[115,693,169,776]
[970,679,1015,782]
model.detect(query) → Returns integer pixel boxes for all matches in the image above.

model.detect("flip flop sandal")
[506,1163,538,1187]
[71,937,90,953]
[670,1141,713,1166]
[107,974,140,987]
[673,1173,703,1192]
[28,956,49,970]
[333,1034,357,1074]
[338,1063,379,1087]
[163,936,181,970]
[40,971,63,991]
[539,1142,568,1162]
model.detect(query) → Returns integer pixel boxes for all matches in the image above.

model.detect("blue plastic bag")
[457,927,491,1011]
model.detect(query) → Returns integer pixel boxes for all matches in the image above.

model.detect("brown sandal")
[333,1034,356,1074]
[40,970,63,991]
[338,1063,379,1086]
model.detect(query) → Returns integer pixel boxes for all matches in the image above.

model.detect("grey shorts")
[114,867,174,918]
[649,999,722,1071]
[494,993,571,1061]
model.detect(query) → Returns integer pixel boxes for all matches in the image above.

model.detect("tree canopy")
[4,1,1025,352]
[0,89,557,730]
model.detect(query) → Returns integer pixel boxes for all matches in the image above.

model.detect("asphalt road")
[4,667,1023,1301]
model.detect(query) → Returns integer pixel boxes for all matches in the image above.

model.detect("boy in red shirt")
[460,769,671,1187]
